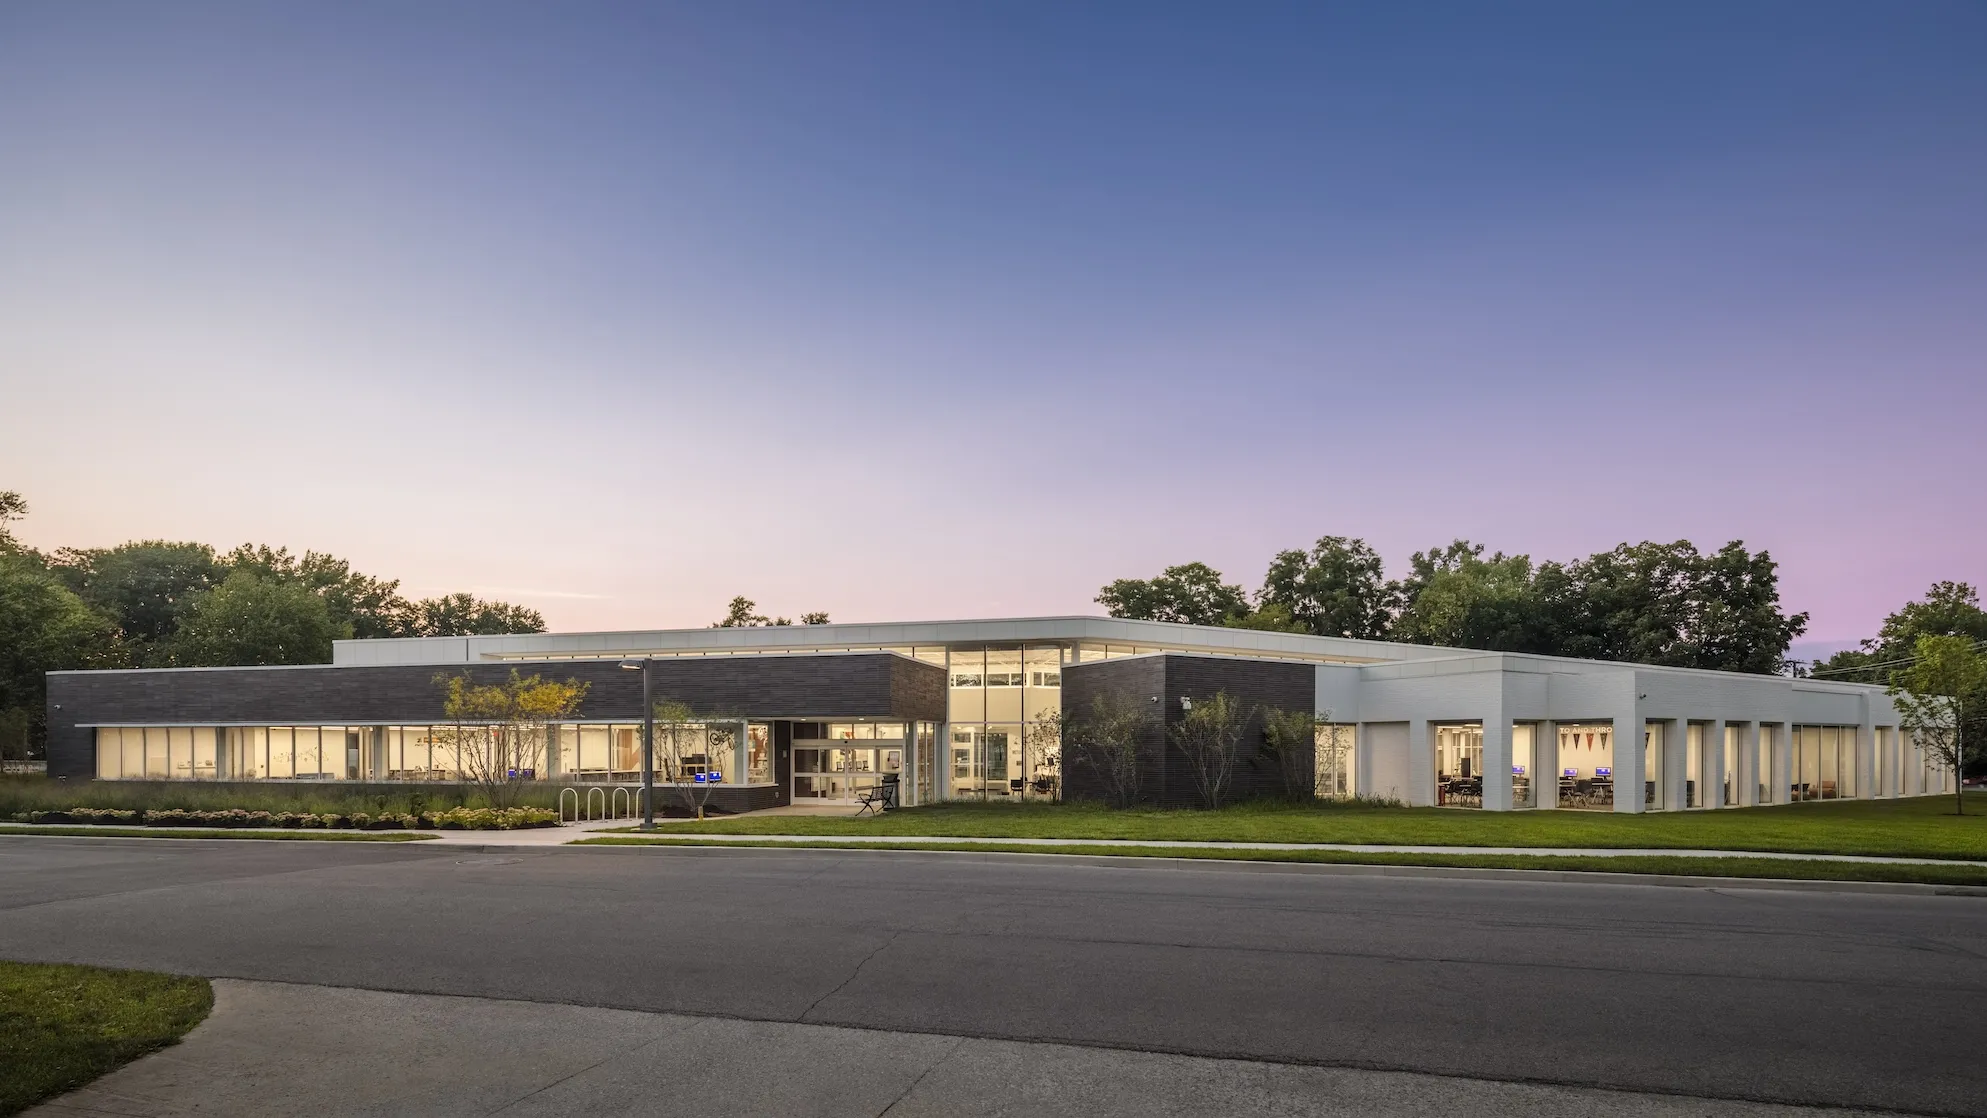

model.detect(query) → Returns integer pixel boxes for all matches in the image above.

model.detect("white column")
[1536,720,1558,810]
[934,721,949,802]
[1738,722,1760,806]
[1661,721,1685,811]
[1705,718,1727,808]
[1855,719,1876,800]
[1612,701,1647,814]
[1771,724,1793,805]
[1882,726,1899,798]
[1482,715,1513,812]
[1408,720,1435,807]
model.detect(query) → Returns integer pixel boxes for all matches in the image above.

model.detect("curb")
[560,841,1987,897]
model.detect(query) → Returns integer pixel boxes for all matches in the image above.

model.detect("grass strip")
[0,825,436,841]
[0,962,213,1116]
[626,794,1987,861]
[576,836,1987,888]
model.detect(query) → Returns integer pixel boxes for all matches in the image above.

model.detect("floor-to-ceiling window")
[1316,724,1357,798]
[1686,724,1705,808]
[1759,725,1779,803]
[1512,723,1536,808]
[1554,724,1616,809]
[945,642,1071,801]
[1435,724,1484,807]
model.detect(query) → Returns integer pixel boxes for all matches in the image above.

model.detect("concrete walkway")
[30,980,1887,1118]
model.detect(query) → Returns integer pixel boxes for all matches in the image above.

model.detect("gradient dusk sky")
[2,2,1981,655]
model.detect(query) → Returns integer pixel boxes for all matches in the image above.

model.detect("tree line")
[0,490,545,757]
[1098,535,1810,675]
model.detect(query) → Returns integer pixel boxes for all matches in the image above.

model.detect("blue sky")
[2,2,1981,653]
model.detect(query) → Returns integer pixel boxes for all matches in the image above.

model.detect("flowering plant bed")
[12,806,560,831]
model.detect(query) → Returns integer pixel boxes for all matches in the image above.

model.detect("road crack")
[798,929,904,1023]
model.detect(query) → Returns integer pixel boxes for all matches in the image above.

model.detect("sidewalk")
[29,980,1881,1118]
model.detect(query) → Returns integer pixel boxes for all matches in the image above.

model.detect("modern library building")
[45,616,1945,813]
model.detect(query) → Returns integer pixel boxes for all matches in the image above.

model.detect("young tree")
[1315,721,1356,798]
[651,700,736,819]
[1258,537,1396,640]
[434,670,589,808]
[170,570,347,666]
[1096,562,1250,627]
[1889,634,1987,816]
[1170,690,1250,810]
[1065,692,1151,809]
[1024,713,1065,800]
[1258,707,1316,802]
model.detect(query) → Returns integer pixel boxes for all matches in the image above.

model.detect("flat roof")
[331,615,1466,667]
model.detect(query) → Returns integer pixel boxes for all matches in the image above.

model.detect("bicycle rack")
[611,786,632,819]
[558,787,579,823]
[585,786,606,822]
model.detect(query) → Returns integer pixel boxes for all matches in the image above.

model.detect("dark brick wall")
[1061,654,1315,808]
[1059,656,1167,805]
[45,653,946,781]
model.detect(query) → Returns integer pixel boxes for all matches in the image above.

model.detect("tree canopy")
[0,489,549,755]
[712,596,830,627]
[1097,535,1808,673]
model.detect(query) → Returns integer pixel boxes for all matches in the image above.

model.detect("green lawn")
[0,826,436,841]
[579,836,1987,888]
[633,793,1987,860]
[0,962,212,1116]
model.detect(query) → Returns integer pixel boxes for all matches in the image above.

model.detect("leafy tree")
[1539,540,1805,673]
[0,553,122,757]
[1258,537,1396,639]
[712,596,826,628]
[714,597,771,627]
[0,490,29,556]
[222,544,416,639]
[1096,562,1250,626]
[434,669,588,807]
[1258,708,1317,802]
[1678,542,1809,674]
[411,592,545,637]
[1223,601,1310,633]
[1815,582,1987,756]
[1063,692,1151,808]
[50,541,223,660]
[1888,634,1987,816]
[170,570,347,666]
[651,699,738,819]
[1389,541,1552,652]
[1169,690,1250,810]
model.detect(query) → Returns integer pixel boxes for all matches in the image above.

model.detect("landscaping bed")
[7,806,559,830]
[0,961,212,1116]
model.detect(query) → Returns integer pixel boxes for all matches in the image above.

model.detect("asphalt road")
[3,838,1983,1115]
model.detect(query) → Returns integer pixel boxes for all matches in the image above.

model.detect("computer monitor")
[1563,768,1579,777]
[1596,767,1612,777]
[1512,765,1526,775]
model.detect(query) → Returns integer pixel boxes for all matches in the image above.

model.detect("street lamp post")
[620,658,656,831]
